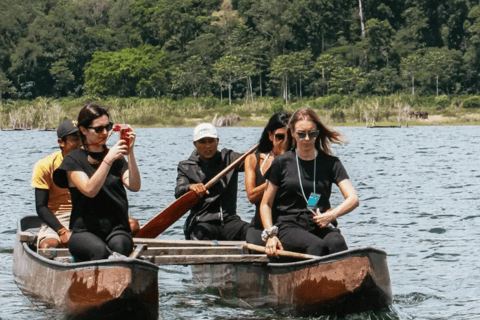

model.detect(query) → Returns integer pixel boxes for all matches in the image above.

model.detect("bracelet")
[103,159,112,166]
[261,226,278,242]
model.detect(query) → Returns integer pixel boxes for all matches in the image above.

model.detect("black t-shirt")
[265,149,349,230]
[53,148,130,239]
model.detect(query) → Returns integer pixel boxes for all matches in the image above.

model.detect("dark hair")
[258,111,291,153]
[78,102,110,151]
[287,108,342,155]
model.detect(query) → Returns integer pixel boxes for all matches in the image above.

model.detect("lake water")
[1,126,479,320]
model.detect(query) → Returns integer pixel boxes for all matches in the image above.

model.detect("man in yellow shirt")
[31,119,81,248]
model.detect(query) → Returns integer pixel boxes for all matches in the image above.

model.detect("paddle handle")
[204,143,259,190]
[242,243,318,260]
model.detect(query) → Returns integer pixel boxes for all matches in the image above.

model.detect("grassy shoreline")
[1,95,480,129]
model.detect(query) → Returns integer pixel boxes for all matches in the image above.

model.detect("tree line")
[2,0,480,103]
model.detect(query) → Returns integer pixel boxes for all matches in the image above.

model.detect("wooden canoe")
[12,216,160,319]
[192,247,392,316]
[133,239,392,317]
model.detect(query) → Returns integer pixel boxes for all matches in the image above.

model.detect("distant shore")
[1,95,480,130]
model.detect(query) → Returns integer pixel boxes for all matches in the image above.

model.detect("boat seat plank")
[143,254,270,265]
[53,256,74,263]
[134,238,245,247]
[38,248,70,259]
[19,231,36,244]
[143,246,244,256]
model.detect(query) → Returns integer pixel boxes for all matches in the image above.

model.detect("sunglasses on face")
[295,130,319,140]
[89,122,113,133]
[274,133,285,141]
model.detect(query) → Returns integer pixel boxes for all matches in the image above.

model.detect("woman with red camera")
[54,103,140,261]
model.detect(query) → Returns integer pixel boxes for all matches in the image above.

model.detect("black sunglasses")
[274,133,285,141]
[89,122,113,133]
[295,130,319,140]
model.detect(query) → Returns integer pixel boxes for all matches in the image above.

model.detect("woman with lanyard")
[260,108,359,257]
[244,111,291,245]
[53,103,140,261]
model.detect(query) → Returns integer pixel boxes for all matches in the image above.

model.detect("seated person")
[53,103,141,261]
[32,119,80,248]
[260,108,359,257]
[244,111,290,245]
[175,123,250,240]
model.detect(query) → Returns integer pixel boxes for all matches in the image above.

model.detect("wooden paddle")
[242,243,319,260]
[136,144,259,238]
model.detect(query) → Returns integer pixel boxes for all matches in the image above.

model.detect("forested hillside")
[1,0,480,102]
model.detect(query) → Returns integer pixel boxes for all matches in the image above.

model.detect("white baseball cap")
[193,123,218,142]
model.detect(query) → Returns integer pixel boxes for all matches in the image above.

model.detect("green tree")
[0,70,15,99]
[240,0,298,58]
[50,61,75,97]
[8,0,137,98]
[363,66,402,95]
[365,18,395,69]
[423,47,461,95]
[85,45,169,97]
[270,51,311,103]
[400,53,426,95]
[213,55,242,104]
[131,0,221,51]
[171,55,210,98]
[329,66,366,94]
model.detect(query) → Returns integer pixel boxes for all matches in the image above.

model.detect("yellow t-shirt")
[31,150,72,216]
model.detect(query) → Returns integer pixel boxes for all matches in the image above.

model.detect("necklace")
[296,149,317,205]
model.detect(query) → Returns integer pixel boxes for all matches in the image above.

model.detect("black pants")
[245,227,264,246]
[69,230,133,261]
[278,224,347,256]
[190,216,250,241]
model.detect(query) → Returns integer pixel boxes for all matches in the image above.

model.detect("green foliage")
[50,61,75,96]
[0,70,15,98]
[85,45,169,97]
[330,109,345,122]
[319,94,342,109]
[3,0,480,101]
[462,96,480,108]
[434,95,450,110]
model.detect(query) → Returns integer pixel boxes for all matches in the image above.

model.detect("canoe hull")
[12,216,159,319]
[191,248,392,316]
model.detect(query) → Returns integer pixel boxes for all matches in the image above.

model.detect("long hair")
[258,111,291,153]
[286,108,342,155]
[77,102,110,151]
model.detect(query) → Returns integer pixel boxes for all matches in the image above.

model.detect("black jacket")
[175,148,244,238]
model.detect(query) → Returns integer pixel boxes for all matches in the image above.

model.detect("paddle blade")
[136,191,200,238]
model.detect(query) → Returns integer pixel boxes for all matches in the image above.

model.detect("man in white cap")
[175,123,250,240]
[32,118,81,248]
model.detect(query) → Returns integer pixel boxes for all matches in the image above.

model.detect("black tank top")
[251,152,267,228]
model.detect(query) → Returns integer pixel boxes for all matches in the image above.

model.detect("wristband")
[261,225,278,242]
